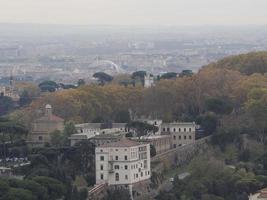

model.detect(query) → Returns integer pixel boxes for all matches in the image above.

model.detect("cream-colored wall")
[95,144,151,186]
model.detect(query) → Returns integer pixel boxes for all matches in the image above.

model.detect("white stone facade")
[95,139,151,186]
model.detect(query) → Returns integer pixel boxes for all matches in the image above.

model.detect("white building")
[249,188,267,200]
[161,122,196,148]
[95,138,151,188]
[75,123,127,136]
[144,74,154,88]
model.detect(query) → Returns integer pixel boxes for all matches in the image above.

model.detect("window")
[189,128,192,132]
[179,128,181,132]
[124,155,128,160]
[124,165,128,170]
[115,149,118,151]
[148,171,150,175]
[38,136,43,141]
[115,156,118,160]
[189,135,192,140]
[173,135,176,139]
[100,174,104,180]
[141,172,143,177]
[167,128,170,132]
[184,135,186,140]
[100,165,103,170]
[100,156,104,161]
[173,128,176,132]
[115,173,119,181]
[179,135,181,140]
[125,175,128,180]
[100,149,103,152]
[173,144,177,148]
[115,165,119,169]
[184,128,186,132]
[163,128,166,132]
[136,174,138,178]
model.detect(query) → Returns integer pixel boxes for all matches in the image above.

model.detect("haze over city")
[1,1,267,200]
[0,0,266,25]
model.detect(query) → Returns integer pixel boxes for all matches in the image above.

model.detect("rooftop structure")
[28,104,64,146]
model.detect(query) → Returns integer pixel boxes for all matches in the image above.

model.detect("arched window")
[115,173,119,181]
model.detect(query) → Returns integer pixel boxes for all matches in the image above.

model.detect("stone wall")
[151,136,211,171]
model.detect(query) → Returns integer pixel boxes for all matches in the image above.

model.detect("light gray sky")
[0,0,266,26]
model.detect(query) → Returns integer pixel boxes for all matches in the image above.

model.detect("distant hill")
[206,51,267,75]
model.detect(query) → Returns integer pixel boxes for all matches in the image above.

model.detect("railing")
[88,183,107,198]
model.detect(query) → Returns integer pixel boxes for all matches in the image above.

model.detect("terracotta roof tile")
[99,138,142,148]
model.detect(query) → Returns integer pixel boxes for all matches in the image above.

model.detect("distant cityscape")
[0,24,267,84]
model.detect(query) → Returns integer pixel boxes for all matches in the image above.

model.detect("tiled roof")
[99,138,141,148]
[35,115,64,122]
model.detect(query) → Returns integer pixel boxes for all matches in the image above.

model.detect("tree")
[196,113,218,135]
[114,110,131,123]
[0,95,13,116]
[160,72,178,80]
[131,71,147,86]
[179,70,193,77]
[93,72,113,85]
[126,121,159,138]
[103,188,131,200]
[3,188,36,200]
[205,97,233,115]
[32,176,66,200]
[39,81,59,92]
[77,79,85,87]
[19,90,32,107]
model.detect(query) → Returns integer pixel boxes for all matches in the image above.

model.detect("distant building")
[0,75,20,101]
[29,104,64,146]
[161,122,196,148]
[144,74,154,88]
[249,188,267,200]
[0,167,12,177]
[75,123,128,136]
[132,135,172,154]
[95,138,151,191]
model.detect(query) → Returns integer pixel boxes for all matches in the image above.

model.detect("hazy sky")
[0,0,266,26]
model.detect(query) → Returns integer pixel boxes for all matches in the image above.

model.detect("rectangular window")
[100,165,103,170]
[179,135,181,140]
[114,165,119,169]
[125,165,128,170]
[141,172,143,177]
[125,175,128,180]
[100,156,104,161]
[189,135,192,140]
[115,156,118,160]
[189,128,192,132]
[100,174,104,180]
[184,128,186,132]
[124,155,128,160]
[184,135,186,140]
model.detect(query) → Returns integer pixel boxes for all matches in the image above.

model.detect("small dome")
[45,104,52,109]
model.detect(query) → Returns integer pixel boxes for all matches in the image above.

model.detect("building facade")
[249,188,267,200]
[29,104,64,146]
[161,122,196,148]
[95,138,151,187]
